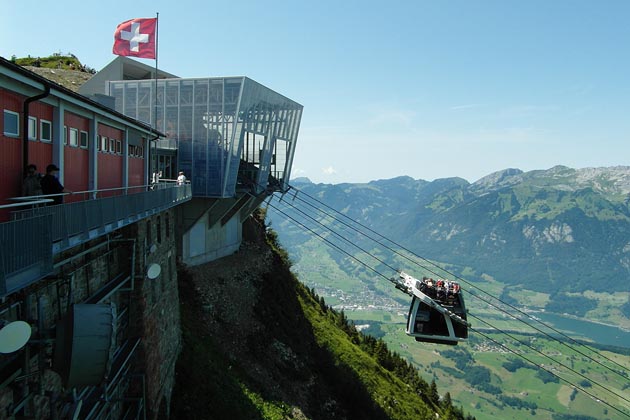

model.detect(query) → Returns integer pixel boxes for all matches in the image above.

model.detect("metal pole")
[151,12,160,183]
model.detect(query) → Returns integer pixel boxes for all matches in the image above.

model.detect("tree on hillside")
[429,380,440,405]
[441,392,452,408]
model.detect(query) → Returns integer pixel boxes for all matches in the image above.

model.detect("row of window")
[3,110,143,157]
[63,126,89,148]
[130,145,144,157]
[5,110,88,147]
[96,135,144,157]
[98,135,121,154]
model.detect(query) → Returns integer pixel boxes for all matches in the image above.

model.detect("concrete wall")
[178,198,244,267]
[181,209,242,267]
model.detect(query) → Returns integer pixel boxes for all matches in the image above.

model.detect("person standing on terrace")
[40,164,71,205]
[22,164,43,197]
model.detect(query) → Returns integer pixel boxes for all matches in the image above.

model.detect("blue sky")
[1,0,629,183]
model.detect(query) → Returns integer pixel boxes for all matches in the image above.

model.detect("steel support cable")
[469,327,630,419]
[271,195,629,392]
[265,200,391,282]
[283,184,630,378]
[271,197,469,327]
[271,196,399,273]
[284,190,630,381]
[262,183,626,383]
[467,313,630,408]
[268,199,630,418]
[267,199,468,327]
[274,191,630,375]
[270,193,445,283]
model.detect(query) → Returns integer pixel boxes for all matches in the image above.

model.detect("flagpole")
[154,11,159,130]
[152,12,159,181]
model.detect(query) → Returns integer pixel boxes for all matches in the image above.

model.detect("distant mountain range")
[277,166,630,293]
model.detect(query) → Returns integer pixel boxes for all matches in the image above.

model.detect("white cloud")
[322,166,337,175]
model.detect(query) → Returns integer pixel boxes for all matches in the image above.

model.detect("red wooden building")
[0,57,155,218]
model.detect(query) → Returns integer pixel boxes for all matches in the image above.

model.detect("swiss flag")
[112,18,157,59]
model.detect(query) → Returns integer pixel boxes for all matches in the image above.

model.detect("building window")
[116,140,122,154]
[157,215,162,244]
[63,126,67,145]
[80,131,89,148]
[3,110,19,137]
[28,117,37,140]
[110,138,116,153]
[97,135,102,151]
[40,120,52,142]
[101,136,108,152]
[69,128,78,147]
[165,213,170,238]
[138,146,143,158]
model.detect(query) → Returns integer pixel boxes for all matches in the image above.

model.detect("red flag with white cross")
[112,18,157,59]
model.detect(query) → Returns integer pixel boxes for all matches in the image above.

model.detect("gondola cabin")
[395,272,468,346]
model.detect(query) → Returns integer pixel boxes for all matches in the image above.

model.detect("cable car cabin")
[395,272,468,346]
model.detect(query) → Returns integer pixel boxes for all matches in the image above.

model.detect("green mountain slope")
[171,211,473,420]
[280,166,630,294]
[268,168,630,419]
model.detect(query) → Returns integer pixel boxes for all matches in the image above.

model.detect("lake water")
[535,311,630,349]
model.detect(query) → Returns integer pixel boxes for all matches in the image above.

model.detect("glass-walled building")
[108,77,302,198]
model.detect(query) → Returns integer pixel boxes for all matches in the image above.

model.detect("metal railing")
[4,182,182,207]
[11,183,191,251]
[1,183,192,296]
[0,214,53,295]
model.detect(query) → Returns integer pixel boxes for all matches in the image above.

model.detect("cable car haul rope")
[260,183,630,418]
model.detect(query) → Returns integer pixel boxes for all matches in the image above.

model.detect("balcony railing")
[0,214,53,295]
[0,183,192,297]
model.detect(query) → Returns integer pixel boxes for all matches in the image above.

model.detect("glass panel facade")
[109,76,302,198]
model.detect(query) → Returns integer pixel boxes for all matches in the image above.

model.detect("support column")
[123,129,129,191]
[52,102,65,184]
[89,116,98,195]
[256,133,275,194]
[144,138,150,186]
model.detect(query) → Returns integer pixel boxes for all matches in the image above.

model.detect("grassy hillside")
[8,54,95,92]
[11,53,95,73]
[170,212,473,420]
[383,324,630,420]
